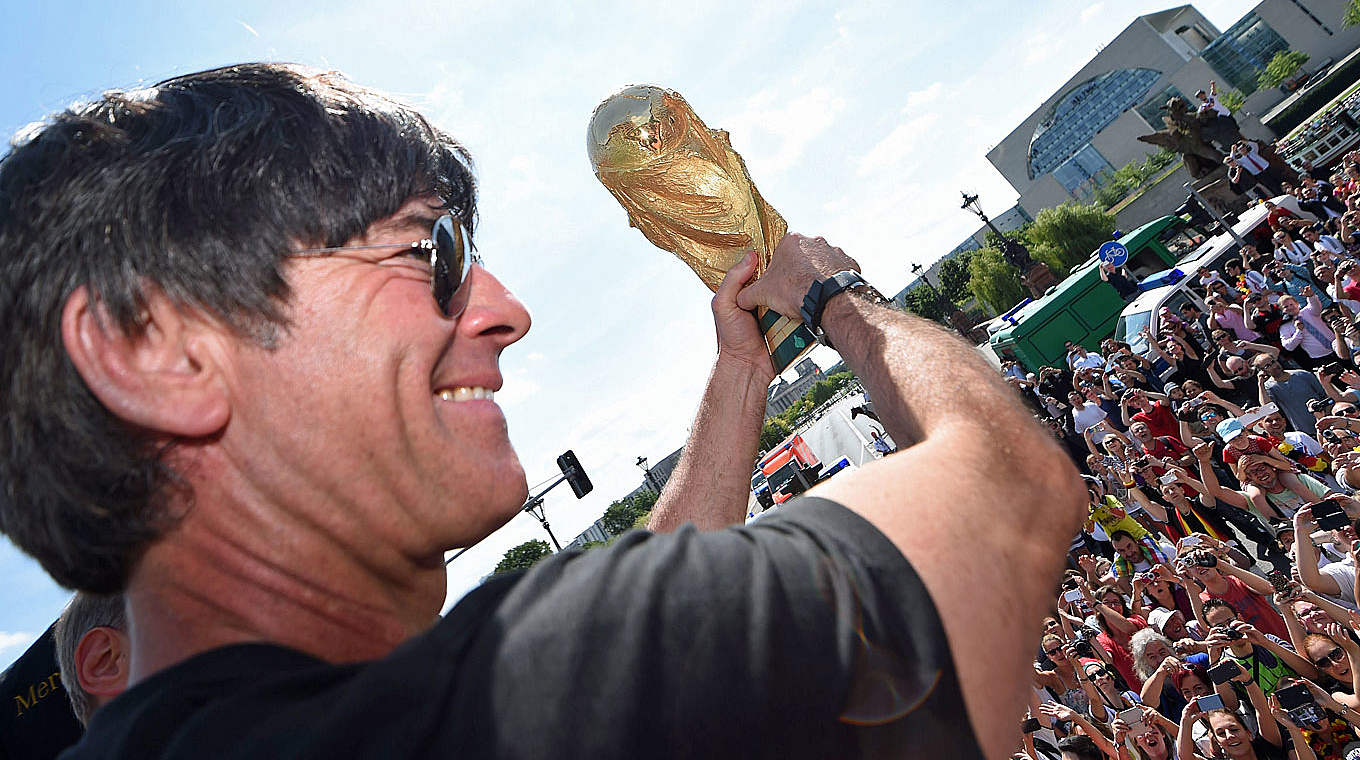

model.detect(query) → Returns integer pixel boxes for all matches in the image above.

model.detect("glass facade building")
[1027,67,1163,179]
[1199,13,1290,95]
[1052,144,1115,198]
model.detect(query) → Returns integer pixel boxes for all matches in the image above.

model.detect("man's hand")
[712,251,774,381]
[736,234,859,319]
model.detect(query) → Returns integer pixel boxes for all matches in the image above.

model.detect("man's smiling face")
[223,196,533,562]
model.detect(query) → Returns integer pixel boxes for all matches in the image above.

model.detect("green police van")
[988,215,1204,373]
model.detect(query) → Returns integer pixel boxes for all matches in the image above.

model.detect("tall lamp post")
[959,191,1056,298]
[636,455,660,494]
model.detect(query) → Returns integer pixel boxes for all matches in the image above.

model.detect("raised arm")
[648,254,773,532]
[1293,506,1345,597]
[737,234,1086,759]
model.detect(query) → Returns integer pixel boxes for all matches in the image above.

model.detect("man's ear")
[74,626,129,700]
[61,285,230,437]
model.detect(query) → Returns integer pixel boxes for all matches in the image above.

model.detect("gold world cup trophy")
[587,85,817,373]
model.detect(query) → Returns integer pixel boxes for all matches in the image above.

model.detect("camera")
[1192,552,1218,568]
[1212,625,1244,641]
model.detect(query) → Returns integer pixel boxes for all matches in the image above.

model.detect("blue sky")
[0,0,1255,667]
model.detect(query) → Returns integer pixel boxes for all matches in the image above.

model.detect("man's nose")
[455,265,532,348]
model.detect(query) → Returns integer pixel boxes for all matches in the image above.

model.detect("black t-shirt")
[62,499,982,760]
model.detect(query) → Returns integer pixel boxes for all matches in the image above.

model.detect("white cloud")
[723,86,847,176]
[0,631,34,664]
[855,112,942,176]
[1080,2,1106,23]
[1023,31,1061,67]
[904,82,944,111]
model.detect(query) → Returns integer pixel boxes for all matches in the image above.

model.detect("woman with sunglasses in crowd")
[1303,622,1360,711]
[1035,633,1103,715]
[1280,589,1360,655]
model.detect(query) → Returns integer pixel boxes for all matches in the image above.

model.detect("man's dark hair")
[1057,734,1103,760]
[1109,530,1135,543]
[1202,597,1237,617]
[0,63,476,592]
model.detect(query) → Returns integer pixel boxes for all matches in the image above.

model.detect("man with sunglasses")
[0,65,1083,759]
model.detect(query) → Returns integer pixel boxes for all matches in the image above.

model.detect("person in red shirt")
[1181,546,1290,640]
[1122,389,1179,440]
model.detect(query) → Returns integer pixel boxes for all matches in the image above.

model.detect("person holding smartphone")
[1179,661,1299,759]
[1293,504,1360,612]
[1274,678,1360,760]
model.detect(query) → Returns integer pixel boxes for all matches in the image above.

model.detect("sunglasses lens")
[431,216,469,317]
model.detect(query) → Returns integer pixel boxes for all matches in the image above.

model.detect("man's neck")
[124,475,446,685]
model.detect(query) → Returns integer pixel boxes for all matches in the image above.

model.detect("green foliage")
[1024,203,1117,271]
[759,370,858,451]
[1218,88,1246,113]
[760,417,792,451]
[1258,50,1310,89]
[600,489,658,537]
[938,251,976,304]
[494,539,552,575]
[1347,0,1360,28]
[967,247,1027,314]
[899,282,947,324]
[1092,150,1177,210]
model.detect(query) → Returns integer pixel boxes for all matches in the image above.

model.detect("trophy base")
[758,309,818,373]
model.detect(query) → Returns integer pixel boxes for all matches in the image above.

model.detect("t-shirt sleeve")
[466,497,982,760]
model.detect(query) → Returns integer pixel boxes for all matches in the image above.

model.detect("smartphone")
[1276,682,1326,725]
[1259,402,1279,416]
[1196,693,1226,712]
[1021,716,1042,734]
[1063,588,1084,604]
[1115,706,1145,727]
[1313,497,1351,531]
[1323,362,1346,377]
[1181,535,1205,547]
[1267,569,1293,594]
[1208,660,1242,685]
[1159,472,1179,485]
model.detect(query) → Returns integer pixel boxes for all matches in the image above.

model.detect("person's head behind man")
[0,64,532,665]
[1110,530,1143,565]
[53,593,129,725]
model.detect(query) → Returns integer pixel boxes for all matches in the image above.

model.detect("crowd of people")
[1000,153,1360,759]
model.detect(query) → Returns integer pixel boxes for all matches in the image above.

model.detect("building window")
[1136,85,1188,127]
[1052,144,1114,199]
[1028,68,1163,179]
[1200,13,1289,95]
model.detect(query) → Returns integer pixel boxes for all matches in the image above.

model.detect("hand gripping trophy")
[587,85,816,372]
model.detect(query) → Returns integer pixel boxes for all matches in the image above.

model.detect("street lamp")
[636,455,660,493]
[959,191,1034,271]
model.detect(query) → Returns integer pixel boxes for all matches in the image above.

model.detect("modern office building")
[987,1,1360,218]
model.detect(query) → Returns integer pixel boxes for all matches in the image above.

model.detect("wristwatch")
[799,270,887,350]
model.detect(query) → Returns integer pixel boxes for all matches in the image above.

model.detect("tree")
[1347,0,1360,28]
[599,490,657,537]
[967,247,1027,314]
[938,251,975,304]
[1218,88,1246,113]
[1091,149,1176,210]
[1024,203,1116,272]
[1258,50,1309,89]
[760,417,792,451]
[494,539,552,575]
[899,282,946,323]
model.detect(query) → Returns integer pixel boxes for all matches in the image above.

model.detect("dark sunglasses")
[289,213,479,317]
[1043,647,1064,657]
[1315,647,1347,667]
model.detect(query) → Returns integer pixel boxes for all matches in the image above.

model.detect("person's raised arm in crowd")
[1038,702,1117,760]
[738,234,1086,758]
[1293,505,1353,602]
[647,253,774,532]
